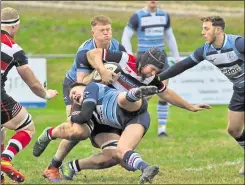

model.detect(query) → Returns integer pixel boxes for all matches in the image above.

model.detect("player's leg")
[116,110,159,184]
[1,127,6,184]
[118,86,158,112]
[61,125,121,180]
[227,91,244,175]
[1,93,35,183]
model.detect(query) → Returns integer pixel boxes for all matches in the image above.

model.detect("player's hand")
[190,104,212,112]
[100,68,116,85]
[112,72,121,82]
[46,89,58,100]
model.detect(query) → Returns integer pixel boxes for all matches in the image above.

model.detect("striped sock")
[157,101,169,135]
[126,88,140,102]
[235,130,245,150]
[1,130,31,161]
[123,150,149,172]
[68,159,81,172]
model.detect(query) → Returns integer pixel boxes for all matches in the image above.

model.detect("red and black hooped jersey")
[102,49,166,93]
[1,30,28,85]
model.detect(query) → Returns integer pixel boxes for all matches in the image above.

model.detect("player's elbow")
[86,48,102,61]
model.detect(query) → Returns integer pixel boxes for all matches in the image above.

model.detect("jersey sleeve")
[102,49,124,63]
[235,37,245,54]
[189,45,205,63]
[14,50,28,66]
[127,13,139,31]
[119,44,126,52]
[149,76,166,93]
[71,82,99,124]
[165,13,171,29]
[76,49,94,73]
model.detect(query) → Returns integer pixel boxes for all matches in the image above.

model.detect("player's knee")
[15,113,35,137]
[227,126,242,138]
[68,124,90,141]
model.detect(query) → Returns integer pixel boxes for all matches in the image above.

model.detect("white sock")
[158,125,166,135]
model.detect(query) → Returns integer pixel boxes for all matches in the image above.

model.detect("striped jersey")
[83,82,122,129]
[101,49,166,93]
[1,30,28,87]
[190,34,244,91]
[127,8,170,52]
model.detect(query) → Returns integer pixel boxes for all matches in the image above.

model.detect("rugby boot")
[43,166,63,182]
[239,165,244,175]
[135,86,158,98]
[1,160,25,183]
[60,163,76,180]
[33,127,52,157]
[139,165,159,184]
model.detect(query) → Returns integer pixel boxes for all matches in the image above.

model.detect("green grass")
[1,2,244,184]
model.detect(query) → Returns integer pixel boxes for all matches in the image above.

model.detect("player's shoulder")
[1,31,16,47]
[156,8,169,16]
[78,39,94,50]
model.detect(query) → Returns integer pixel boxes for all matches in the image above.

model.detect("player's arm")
[71,82,99,124]
[235,37,245,54]
[76,49,94,84]
[158,45,205,81]
[86,48,125,84]
[16,51,58,100]
[164,14,181,62]
[150,77,211,112]
[121,13,138,54]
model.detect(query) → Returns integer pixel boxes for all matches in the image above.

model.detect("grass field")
[1,1,244,184]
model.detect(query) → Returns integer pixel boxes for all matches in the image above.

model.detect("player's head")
[1,7,20,38]
[146,1,158,10]
[69,82,87,105]
[200,16,225,44]
[137,47,166,78]
[91,15,112,47]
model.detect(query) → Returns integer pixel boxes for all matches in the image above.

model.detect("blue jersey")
[127,8,170,53]
[190,34,244,91]
[66,38,125,81]
[83,82,122,129]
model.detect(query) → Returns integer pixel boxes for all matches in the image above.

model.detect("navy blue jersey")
[190,34,244,91]
[66,38,125,81]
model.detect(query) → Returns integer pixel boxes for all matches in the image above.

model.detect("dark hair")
[200,16,225,30]
[138,47,166,70]
[68,82,86,95]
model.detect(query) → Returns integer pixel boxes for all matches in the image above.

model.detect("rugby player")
[158,16,245,175]
[32,15,125,182]
[122,0,181,137]
[1,7,58,183]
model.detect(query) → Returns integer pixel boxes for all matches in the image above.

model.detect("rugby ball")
[92,62,121,82]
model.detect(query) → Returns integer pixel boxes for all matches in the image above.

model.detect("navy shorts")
[1,88,22,125]
[62,77,74,106]
[228,90,244,112]
[117,98,150,133]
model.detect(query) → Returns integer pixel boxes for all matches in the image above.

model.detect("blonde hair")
[1,7,20,26]
[90,15,111,27]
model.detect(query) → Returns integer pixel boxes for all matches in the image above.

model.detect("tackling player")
[158,16,245,175]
